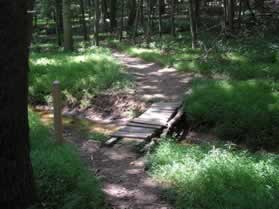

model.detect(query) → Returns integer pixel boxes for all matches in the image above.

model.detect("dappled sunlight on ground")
[112,50,195,102]
[80,138,173,209]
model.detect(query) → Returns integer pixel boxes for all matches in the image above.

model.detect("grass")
[29,111,105,209]
[110,33,279,80]
[148,139,279,209]
[29,46,131,107]
[185,80,279,149]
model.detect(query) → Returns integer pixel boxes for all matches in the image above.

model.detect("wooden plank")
[132,110,175,126]
[128,122,163,129]
[132,118,169,126]
[103,137,121,147]
[111,126,156,139]
[151,102,182,109]
[109,102,183,140]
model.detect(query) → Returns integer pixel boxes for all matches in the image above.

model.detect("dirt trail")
[73,51,194,209]
[112,51,193,102]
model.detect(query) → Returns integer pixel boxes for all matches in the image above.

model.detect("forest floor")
[68,50,195,209]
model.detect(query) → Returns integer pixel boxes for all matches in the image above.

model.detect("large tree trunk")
[95,0,100,46]
[55,0,63,46]
[0,1,36,208]
[63,0,74,51]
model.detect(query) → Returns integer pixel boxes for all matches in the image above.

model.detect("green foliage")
[185,80,279,148]
[29,112,105,209]
[148,140,279,209]
[113,34,279,81]
[29,47,131,106]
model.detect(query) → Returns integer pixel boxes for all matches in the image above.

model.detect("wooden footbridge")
[104,101,185,146]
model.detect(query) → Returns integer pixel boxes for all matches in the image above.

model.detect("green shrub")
[148,140,279,209]
[185,80,279,148]
[29,47,131,106]
[29,112,105,209]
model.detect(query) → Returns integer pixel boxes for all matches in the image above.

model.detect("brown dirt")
[69,51,195,209]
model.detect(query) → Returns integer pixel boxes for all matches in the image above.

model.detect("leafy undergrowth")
[148,139,279,209]
[29,111,105,209]
[110,34,279,80]
[29,47,131,107]
[185,80,279,149]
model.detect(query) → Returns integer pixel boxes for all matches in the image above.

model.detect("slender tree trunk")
[171,0,176,37]
[189,0,197,49]
[158,0,163,37]
[159,0,165,14]
[110,0,117,32]
[55,0,63,46]
[80,0,89,41]
[95,0,100,46]
[195,0,201,27]
[146,0,152,46]
[87,0,91,36]
[0,1,36,208]
[228,0,234,31]
[140,0,144,26]
[133,0,142,42]
[63,0,74,51]
[119,0,125,41]
[127,0,137,30]
[238,0,243,29]
[224,0,228,26]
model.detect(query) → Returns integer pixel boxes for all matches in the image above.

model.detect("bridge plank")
[111,126,157,139]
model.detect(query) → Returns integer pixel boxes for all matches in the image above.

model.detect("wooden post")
[52,80,64,144]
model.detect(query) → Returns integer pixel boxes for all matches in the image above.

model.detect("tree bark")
[80,0,89,41]
[119,0,125,41]
[63,0,74,51]
[110,0,117,32]
[146,0,152,46]
[133,0,142,42]
[55,0,63,46]
[228,0,234,31]
[158,0,163,37]
[127,0,137,30]
[0,1,36,208]
[171,0,176,37]
[95,0,100,46]
[189,0,197,49]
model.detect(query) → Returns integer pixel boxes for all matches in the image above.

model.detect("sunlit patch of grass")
[111,34,279,80]
[29,47,132,106]
[148,140,279,209]
[126,47,172,66]
[29,111,105,209]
